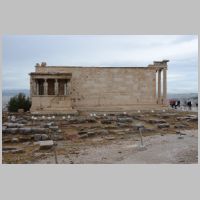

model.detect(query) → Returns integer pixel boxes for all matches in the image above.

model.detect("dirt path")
[35,129,198,164]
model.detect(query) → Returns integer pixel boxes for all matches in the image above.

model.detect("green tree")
[8,93,31,112]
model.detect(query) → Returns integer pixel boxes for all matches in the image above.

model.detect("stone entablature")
[29,60,169,114]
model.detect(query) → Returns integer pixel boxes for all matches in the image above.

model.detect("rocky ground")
[2,109,198,164]
[34,129,198,164]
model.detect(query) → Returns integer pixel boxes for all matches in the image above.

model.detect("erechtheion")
[29,60,169,114]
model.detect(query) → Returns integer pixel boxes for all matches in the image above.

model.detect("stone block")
[3,123,24,128]
[117,122,130,128]
[39,140,54,150]
[11,138,19,143]
[105,136,115,140]
[94,129,109,135]
[157,123,170,128]
[18,127,32,134]
[2,126,7,133]
[5,128,19,134]
[78,130,88,135]
[34,134,49,141]
[79,134,88,139]
[49,126,59,130]
[3,147,24,154]
[174,124,185,129]
[117,117,133,123]
[132,124,145,130]
[86,118,96,123]
[51,134,64,141]
[101,119,112,124]
[31,127,48,134]
[148,119,166,124]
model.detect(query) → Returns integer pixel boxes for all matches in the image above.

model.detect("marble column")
[54,79,58,95]
[44,79,48,95]
[158,70,161,104]
[163,67,167,104]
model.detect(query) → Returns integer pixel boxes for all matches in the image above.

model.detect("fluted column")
[54,79,58,95]
[153,71,157,100]
[163,67,167,104]
[44,79,48,95]
[158,70,161,104]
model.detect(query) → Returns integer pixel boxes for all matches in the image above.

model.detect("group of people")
[169,99,198,110]
[169,99,180,109]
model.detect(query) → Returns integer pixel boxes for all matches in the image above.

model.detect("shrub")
[8,93,31,112]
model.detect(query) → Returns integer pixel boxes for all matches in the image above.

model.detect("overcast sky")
[2,35,198,93]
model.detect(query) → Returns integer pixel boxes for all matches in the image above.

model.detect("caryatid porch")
[29,72,75,114]
[30,74,71,96]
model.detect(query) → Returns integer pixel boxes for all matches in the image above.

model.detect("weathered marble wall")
[35,66,157,110]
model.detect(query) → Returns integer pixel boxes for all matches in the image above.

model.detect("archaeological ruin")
[29,60,169,114]
[4,59,199,164]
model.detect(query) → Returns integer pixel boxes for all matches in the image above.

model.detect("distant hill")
[2,89,30,97]
[167,93,198,106]
[167,93,198,99]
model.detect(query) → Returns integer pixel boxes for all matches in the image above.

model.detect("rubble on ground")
[2,109,198,164]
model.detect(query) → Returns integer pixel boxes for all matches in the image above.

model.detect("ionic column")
[44,79,48,95]
[158,70,161,104]
[54,79,58,95]
[163,67,167,104]
[153,71,157,100]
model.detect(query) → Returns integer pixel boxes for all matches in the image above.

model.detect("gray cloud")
[2,35,198,93]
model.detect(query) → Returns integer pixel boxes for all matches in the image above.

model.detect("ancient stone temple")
[29,60,169,114]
